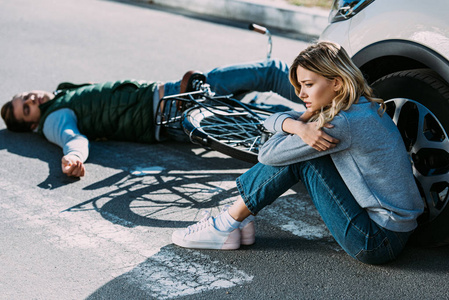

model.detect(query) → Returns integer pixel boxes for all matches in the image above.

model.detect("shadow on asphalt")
[85,235,449,299]
[0,128,81,188]
[62,166,242,229]
[68,140,254,229]
[0,128,254,229]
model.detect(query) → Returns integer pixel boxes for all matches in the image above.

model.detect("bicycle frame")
[155,23,274,131]
[153,23,276,160]
[155,89,273,163]
[155,89,269,129]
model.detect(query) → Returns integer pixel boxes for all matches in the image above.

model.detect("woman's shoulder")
[343,97,380,116]
[333,97,378,126]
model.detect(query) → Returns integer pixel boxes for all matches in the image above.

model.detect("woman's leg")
[236,157,411,264]
[174,155,411,260]
[163,59,302,104]
[236,161,302,215]
[294,156,412,265]
[172,162,302,250]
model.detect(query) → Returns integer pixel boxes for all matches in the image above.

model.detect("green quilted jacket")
[38,80,159,143]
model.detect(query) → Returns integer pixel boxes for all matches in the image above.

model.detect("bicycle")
[155,23,282,164]
[155,85,274,164]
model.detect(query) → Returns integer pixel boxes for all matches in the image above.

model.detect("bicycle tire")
[182,105,273,164]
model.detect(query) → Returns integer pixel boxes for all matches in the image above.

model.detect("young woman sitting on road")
[171,41,424,265]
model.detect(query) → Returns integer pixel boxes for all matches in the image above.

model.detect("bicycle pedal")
[180,70,207,93]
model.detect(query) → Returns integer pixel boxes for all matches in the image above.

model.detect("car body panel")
[320,0,449,82]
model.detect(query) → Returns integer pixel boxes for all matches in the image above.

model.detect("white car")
[320,0,449,246]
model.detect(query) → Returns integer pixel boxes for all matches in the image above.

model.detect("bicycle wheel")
[182,105,273,163]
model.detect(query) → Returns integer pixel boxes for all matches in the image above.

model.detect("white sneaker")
[172,211,241,250]
[240,217,255,246]
[222,205,256,246]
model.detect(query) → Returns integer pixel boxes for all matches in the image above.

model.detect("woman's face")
[11,90,54,130]
[296,66,340,114]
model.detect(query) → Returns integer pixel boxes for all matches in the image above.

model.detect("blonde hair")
[289,41,384,128]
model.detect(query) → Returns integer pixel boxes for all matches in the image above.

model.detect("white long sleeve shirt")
[42,108,89,162]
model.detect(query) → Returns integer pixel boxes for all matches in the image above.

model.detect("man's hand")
[282,118,339,151]
[61,155,86,177]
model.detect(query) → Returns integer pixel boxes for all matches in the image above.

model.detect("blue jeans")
[164,59,302,104]
[236,156,412,265]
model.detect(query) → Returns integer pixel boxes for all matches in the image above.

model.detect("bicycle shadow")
[63,166,244,229]
[0,128,255,228]
[68,139,307,229]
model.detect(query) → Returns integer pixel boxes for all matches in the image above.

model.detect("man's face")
[11,90,54,130]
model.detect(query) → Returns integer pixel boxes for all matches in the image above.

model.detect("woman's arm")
[42,109,89,177]
[263,110,303,133]
[264,109,339,150]
[258,114,350,166]
[282,117,339,151]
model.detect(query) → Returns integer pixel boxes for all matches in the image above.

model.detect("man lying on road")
[1,59,301,177]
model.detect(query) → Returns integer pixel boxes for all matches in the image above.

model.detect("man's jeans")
[163,59,301,104]
[236,156,412,265]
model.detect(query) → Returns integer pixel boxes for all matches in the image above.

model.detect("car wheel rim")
[386,98,449,222]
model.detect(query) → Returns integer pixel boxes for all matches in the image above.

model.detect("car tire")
[372,69,449,247]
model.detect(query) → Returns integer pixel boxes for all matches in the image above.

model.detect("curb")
[148,0,329,37]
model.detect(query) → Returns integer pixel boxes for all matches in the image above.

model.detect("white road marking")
[124,248,253,299]
[0,169,253,297]
[130,166,165,176]
[0,158,333,299]
[260,193,332,240]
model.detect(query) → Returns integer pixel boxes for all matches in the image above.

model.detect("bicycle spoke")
[188,107,268,153]
[182,103,273,164]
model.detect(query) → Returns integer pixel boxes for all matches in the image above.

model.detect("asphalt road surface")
[1,0,448,299]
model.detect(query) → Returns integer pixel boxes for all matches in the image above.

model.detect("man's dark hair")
[1,100,33,132]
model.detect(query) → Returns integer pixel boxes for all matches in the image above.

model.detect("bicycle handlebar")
[249,23,272,60]
[249,23,268,35]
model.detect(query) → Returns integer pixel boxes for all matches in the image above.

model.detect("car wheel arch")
[352,39,449,85]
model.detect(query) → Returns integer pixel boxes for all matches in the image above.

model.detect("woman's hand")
[282,118,339,151]
[61,155,86,177]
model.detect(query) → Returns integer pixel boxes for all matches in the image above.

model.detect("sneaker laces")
[186,210,213,234]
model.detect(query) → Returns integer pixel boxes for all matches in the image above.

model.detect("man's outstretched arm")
[42,109,89,177]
